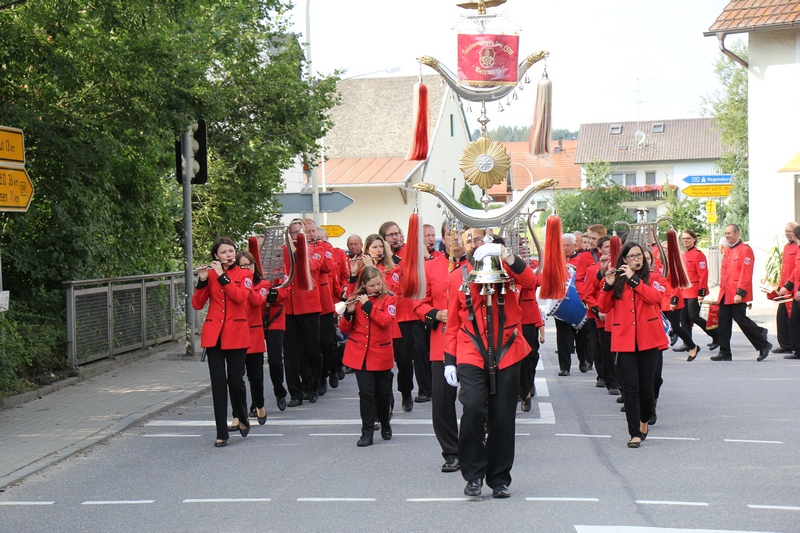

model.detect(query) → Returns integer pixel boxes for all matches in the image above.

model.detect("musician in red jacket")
[773,222,797,353]
[443,238,535,499]
[584,236,619,394]
[711,224,772,361]
[340,266,397,447]
[678,230,719,352]
[192,237,253,448]
[598,241,667,448]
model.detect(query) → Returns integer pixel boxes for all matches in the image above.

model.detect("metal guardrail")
[64,272,199,366]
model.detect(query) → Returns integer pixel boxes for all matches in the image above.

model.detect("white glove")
[473,242,502,262]
[444,365,458,387]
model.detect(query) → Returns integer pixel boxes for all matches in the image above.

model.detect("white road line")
[247,434,284,437]
[183,498,270,503]
[526,497,600,502]
[555,434,612,438]
[407,498,471,502]
[724,439,783,444]
[748,504,800,511]
[534,377,550,397]
[515,433,531,436]
[635,500,709,506]
[310,433,361,437]
[152,414,557,427]
[143,434,201,438]
[648,436,699,441]
[297,498,375,502]
[517,402,555,424]
[0,501,55,506]
[574,527,768,533]
[81,500,154,505]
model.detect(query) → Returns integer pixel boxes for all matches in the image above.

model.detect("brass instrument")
[253,223,294,289]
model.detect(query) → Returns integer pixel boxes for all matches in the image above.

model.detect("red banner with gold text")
[457,33,519,87]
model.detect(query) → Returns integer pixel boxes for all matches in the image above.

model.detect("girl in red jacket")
[340,266,397,447]
[598,242,668,448]
[192,237,253,448]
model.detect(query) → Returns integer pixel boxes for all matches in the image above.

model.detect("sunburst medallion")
[459,136,511,190]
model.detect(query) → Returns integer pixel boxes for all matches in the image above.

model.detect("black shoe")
[317,383,327,396]
[710,354,732,361]
[492,485,511,498]
[441,456,460,473]
[707,342,720,351]
[309,392,318,403]
[673,344,690,352]
[464,479,483,497]
[381,423,392,441]
[521,396,532,412]
[277,397,287,411]
[596,377,606,388]
[239,424,250,438]
[214,439,227,448]
[608,387,620,396]
[558,370,570,376]
[783,353,800,359]
[338,367,346,380]
[329,373,339,388]
[414,395,431,403]
[687,345,700,362]
[302,392,310,400]
[256,407,267,426]
[357,434,373,447]
[579,363,588,373]
[669,332,678,346]
[772,346,791,354]
[762,328,769,342]
[757,343,772,362]
[616,395,624,403]
[648,399,657,426]
[402,395,414,412]
[228,420,239,431]
[287,398,303,407]
[248,406,257,418]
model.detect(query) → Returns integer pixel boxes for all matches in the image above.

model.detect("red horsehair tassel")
[400,212,426,299]
[539,214,567,300]
[529,74,552,157]
[406,82,429,161]
[666,229,691,289]
[294,233,314,291]
[248,236,263,278]
[609,235,621,268]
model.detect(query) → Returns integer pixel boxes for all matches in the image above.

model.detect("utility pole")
[181,126,196,357]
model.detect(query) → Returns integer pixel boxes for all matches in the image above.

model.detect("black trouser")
[680,298,718,343]
[777,302,791,350]
[206,344,248,441]
[244,352,265,410]
[789,301,800,356]
[354,369,393,435]
[284,312,321,400]
[585,319,603,379]
[457,361,521,489]
[265,329,287,400]
[519,324,540,398]
[653,351,664,399]
[717,298,769,357]
[319,312,336,382]
[400,320,430,398]
[664,309,696,350]
[431,360,458,458]
[616,348,659,438]
[393,332,415,396]
[556,319,587,371]
[598,328,617,389]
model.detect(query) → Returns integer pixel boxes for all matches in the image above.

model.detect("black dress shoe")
[402,395,414,412]
[338,367,346,379]
[673,344,690,352]
[757,343,772,362]
[317,383,327,396]
[256,407,267,425]
[596,377,606,388]
[239,424,250,437]
[783,353,800,359]
[521,396,532,412]
[707,342,720,351]
[356,435,373,447]
[214,439,227,448]
[579,363,589,373]
[287,398,303,407]
[464,479,482,497]
[277,397,287,411]
[687,345,700,362]
[608,387,620,396]
[772,346,791,354]
[710,354,732,361]
[616,395,624,403]
[249,406,257,418]
[441,456,460,473]
[381,423,392,440]
[329,373,339,388]
[414,395,431,403]
[309,392,318,403]
[558,370,570,376]
[492,485,511,498]
[669,332,678,346]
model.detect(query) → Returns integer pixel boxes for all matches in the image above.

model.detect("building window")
[625,172,636,186]
[450,114,454,137]
[610,124,623,135]
[536,200,548,210]
[645,171,656,185]
[611,173,623,185]
[652,123,664,133]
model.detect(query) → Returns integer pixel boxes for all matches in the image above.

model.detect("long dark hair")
[237,251,262,284]
[612,241,650,300]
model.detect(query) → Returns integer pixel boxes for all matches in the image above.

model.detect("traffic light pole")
[182,127,196,357]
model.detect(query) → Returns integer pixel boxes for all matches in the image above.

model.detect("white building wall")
[748,29,800,280]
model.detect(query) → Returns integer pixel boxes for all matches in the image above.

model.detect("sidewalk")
[0,340,209,489]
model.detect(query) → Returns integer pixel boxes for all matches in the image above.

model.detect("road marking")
[0,501,55,506]
[517,402,555,424]
[534,377,550,397]
[648,436,699,441]
[574,527,770,532]
[526,497,600,502]
[407,498,471,502]
[635,500,709,506]
[748,504,800,511]
[555,434,612,438]
[151,414,557,427]
[724,439,783,444]
[81,500,154,505]
[183,498,270,503]
[297,498,375,502]
[143,434,201,438]
[310,433,361,437]
[249,434,284,437]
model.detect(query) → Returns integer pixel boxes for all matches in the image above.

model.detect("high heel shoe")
[256,407,267,426]
[214,439,227,448]
[228,418,239,431]
[239,424,250,438]
[687,345,700,362]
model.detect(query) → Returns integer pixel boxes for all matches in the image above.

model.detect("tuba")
[253,223,294,289]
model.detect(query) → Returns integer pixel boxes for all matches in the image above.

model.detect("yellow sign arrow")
[682,184,733,198]
[0,127,25,166]
[0,166,34,212]
[320,224,346,238]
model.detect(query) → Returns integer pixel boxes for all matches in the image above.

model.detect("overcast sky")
[289,0,745,132]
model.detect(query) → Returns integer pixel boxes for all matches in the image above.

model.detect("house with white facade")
[575,118,726,222]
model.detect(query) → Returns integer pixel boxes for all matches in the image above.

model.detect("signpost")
[0,127,25,166]
[320,224,346,238]
[682,185,733,198]
[683,174,732,185]
[276,191,354,214]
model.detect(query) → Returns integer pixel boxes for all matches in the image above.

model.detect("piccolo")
[197,259,235,269]
[342,293,378,305]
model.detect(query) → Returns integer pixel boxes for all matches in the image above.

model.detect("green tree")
[703,42,748,238]
[661,178,705,238]
[552,159,631,232]
[458,184,482,209]
[469,126,578,142]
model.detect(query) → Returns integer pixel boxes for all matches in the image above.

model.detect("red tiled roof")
[488,140,581,196]
[322,157,423,187]
[707,0,800,34]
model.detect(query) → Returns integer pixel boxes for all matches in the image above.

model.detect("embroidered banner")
[457,33,519,86]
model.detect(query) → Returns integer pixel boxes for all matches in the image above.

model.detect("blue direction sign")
[276,191,354,214]
[683,174,732,185]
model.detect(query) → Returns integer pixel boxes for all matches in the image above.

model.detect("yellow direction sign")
[0,166,34,211]
[682,184,733,198]
[707,213,718,224]
[320,224,346,238]
[0,127,25,166]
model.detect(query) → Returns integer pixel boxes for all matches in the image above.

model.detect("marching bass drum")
[545,274,587,330]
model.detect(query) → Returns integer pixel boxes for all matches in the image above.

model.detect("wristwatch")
[501,247,513,262]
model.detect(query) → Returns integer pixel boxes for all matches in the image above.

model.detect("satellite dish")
[635,130,646,146]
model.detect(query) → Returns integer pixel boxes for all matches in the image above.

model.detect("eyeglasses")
[625,253,644,260]
[384,232,401,238]
[240,263,254,269]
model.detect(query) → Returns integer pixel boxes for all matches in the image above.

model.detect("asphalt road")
[1,320,799,533]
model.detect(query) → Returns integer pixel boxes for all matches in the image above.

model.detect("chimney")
[554,139,562,154]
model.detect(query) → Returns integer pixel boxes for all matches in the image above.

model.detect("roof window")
[652,122,664,133]
[610,124,623,135]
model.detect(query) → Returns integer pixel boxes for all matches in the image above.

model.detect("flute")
[197,259,235,270]
[342,293,379,305]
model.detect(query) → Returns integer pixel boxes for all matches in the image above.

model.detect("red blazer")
[575,249,599,300]
[245,280,268,354]
[719,240,755,303]
[283,245,323,315]
[340,293,397,371]
[309,241,335,315]
[598,274,668,353]
[681,247,710,299]
[518,267,543,327]
[192,265,252,350]
[780,242,798,287]
[650,270,683,312]
[264,286,290,331]
[443,261,534,370]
